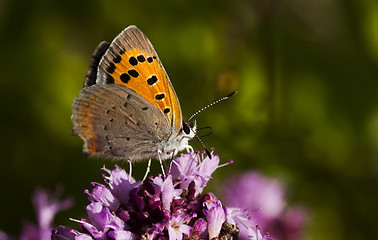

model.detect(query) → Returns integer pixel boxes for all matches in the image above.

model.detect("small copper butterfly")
[72,25,197,162]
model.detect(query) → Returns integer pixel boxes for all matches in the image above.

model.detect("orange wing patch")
[111,49,171,119]
[96,25,183,132]
[72,100,98,153]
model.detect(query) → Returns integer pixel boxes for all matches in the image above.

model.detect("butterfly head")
[158,120,196,159]
[182,120,197,138]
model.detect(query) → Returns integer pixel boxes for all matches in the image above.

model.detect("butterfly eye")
[182,121,191,135]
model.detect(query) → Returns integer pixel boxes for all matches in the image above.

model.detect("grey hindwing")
[72,84,171,161]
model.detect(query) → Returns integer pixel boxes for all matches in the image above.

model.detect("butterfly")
[71,25,196,163]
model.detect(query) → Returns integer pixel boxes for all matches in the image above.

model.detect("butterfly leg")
[142,159,152,181]
[157,150,166,178]
[127,159,133,181]
[186,145,194,153]
[168,150,176,173]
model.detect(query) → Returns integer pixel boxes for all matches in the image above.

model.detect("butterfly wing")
[94,25,182,134]
[83,41,110,88]
[72,84,171,161]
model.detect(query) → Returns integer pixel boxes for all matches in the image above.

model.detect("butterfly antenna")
[197,126,213,138]
[188,91,237,121]
[196,134,211,159]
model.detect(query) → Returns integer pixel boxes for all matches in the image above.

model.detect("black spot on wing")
[137,55,145,62]
[129,57,138,66]
[164,107,170,114]
[128,69,139,78]
[147,75,158,85]
[113,54,121,63]
[120,73,131,83]
[106,62,116,74]
[155,93,165,100]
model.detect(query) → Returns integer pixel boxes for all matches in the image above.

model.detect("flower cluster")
[0,187,73,240]
[221,172,308,240]
[52,151,272,240]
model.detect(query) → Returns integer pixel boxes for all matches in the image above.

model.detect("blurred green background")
[1,0,378,239]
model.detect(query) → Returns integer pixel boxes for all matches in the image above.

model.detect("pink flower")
[221,171,308,240]
[52,151,274,240]
[167,213,192,240]
[203,200,226,239]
